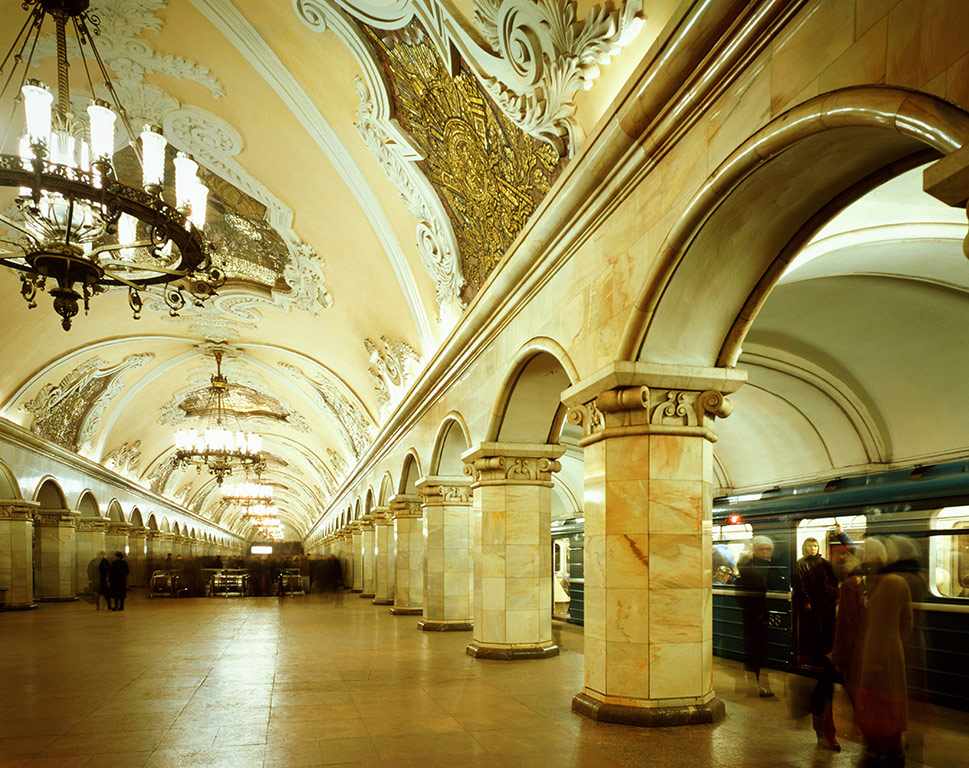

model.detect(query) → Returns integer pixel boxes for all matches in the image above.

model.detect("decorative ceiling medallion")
[362,23,564,302]
[103,440,143,481]
[22,353,154,453]
[365,335,421,415]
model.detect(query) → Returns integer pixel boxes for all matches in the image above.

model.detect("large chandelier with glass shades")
[172,349,264,485]
[0,0,223,330]
[244,503,284,541]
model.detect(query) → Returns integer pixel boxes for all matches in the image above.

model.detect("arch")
[619,87,969,368]
[487,341,577,443]
[76,490,100,518]
[106,499,125,523]
[398,450,422,494]
[172,521,181,536]
[130,507,145,528]
[378,472,394,505]
[429,412,472,475]
[34,477,67,509]
[146,514,159,531]
[364,488,375,514]
[0,459,21,499]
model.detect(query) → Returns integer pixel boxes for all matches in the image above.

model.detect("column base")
[372,598,393,605]
[418,619,473,632]
[1,602,38,611]
[391,606,423,615]
[360,592,375,599]
[34,596,79,603]
[572,692,725,727]
[466,642,559,660]
[350,588,362,593]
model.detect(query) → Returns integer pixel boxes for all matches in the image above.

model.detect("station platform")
[0,591,965,767]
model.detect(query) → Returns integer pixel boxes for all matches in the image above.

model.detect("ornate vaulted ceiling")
[0,0,655,538]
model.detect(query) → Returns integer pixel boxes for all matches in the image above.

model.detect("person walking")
[86,551,109,610]
[99,550,112,610]
[108,551,129,611]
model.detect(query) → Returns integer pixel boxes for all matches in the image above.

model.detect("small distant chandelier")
[244,503,284,541]
[221,478,273,505]
[0,0,223,330]
[172,349,264,484]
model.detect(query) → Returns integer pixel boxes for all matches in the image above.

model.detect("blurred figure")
[108,551,129,611]
[855,537,913,768]
[86,551,109,610]
[832,546,867,708]
[738,535,776,697]
[794,537,840,750]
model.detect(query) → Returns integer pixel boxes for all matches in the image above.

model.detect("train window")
[796,515,866,560]
[711,523,752,585]
[929,506,969,598]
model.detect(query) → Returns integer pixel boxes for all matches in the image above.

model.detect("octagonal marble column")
[33,508,80,601]
[105,523,131,560]
[0,500,38,609]
[373,508,395,605]
[416,476,473,631]
[128,528,148,586]
[390,493,423,615]
[339,530,353,588]
[75,516,108,593]
[350,523,363,592]
[462,443,565,660]
[360,516,376,598]
[563,364,744,727]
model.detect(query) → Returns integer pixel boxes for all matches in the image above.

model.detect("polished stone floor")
[0,592,966,767]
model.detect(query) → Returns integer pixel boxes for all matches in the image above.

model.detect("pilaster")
[105,522,131,558]
[462,443,565,660]
[33,508,80,601]
[74,516,108,594]
[390,493,423,615]
[350,522,363,592]
[416,476,473,631]
[0,500,38,609]
[372,507,395,605]
[562,363,744,727]
[127,528,148,586]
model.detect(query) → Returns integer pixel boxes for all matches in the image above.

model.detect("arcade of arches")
[1,0,969,739]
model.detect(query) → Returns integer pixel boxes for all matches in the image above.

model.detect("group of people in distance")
[729,527,918,768]
[85,550,129,611]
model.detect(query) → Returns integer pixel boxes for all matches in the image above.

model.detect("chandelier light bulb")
[140,125,167,190]
[86,100,116,160]
[189,181,208,229]
[174,152,199,211]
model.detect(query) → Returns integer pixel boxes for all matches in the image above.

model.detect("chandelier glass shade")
[172,350,264,484]
[0,0,223,330]
[221,479,273,505]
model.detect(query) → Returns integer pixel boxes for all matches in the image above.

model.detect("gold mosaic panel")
[363,24,564,303]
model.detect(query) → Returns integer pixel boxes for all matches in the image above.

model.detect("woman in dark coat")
[738,536,776,697]
[108,551,129,611]
[794,537,841,750]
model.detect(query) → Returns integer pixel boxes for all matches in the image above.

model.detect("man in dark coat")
[98,551,112,610]
[108,551,129,611]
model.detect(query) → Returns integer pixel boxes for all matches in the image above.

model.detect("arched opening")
[106,500,125,523]
[378,473,394,506]
[430,415,471,475]
[130,508,145,528]
[77,492,100,518]
[398,452,421,495]
[0,459,21,499]
[34,478,67,510]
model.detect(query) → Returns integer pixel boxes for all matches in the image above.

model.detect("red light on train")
[728,514,741,525]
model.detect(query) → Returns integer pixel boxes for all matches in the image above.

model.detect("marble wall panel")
[605,586,649,645]
[648,642,703,700]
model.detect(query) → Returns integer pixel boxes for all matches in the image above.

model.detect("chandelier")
[244,503,284,541]
[0,0,223,330]
[221,478,274,505]
[172,349,264,484]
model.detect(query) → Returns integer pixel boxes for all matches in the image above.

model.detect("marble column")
[128,528,148,586]
[339,530,352,588]
[416,476,473,631]
[372,508,395,605]
[0,500,38,609]
[390,493,423,615]
[145,530,163,573]
[74,516,108,593]
[360,515,376,598]
[33,509,79,601]
[350,523,363,592]
[563,364,744,727]
[105,523,131,559]
[463,443,565,660]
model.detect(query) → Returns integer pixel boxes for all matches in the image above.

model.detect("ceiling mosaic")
[362,23,565,304]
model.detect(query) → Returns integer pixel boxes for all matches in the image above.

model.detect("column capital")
[76,516,109,532]
[462,442,565,486]
[415,476,471,506]
[561,362,745,445]
[359,515,375,531]
[389,493,422,518]
[145,530,165,541]
[372,506,392,525]
[33,509,80,527]
[128,527,148,539]
[108,522,132,534]
[0,499,38,520]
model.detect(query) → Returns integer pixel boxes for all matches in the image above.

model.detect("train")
[551,458,969,712]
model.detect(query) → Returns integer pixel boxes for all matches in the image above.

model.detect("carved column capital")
[461,442,565,486]
[76,516,109,532]
[359,515,375,532]
[128,528,148,540]
[389,493,422,519]
[415,476,472,506]
[33,509,80,527]
[0,499,38,521]
[562,363,746,445]
[372,506,392,525]
[145,531,164,542]
[108,523,132,535]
